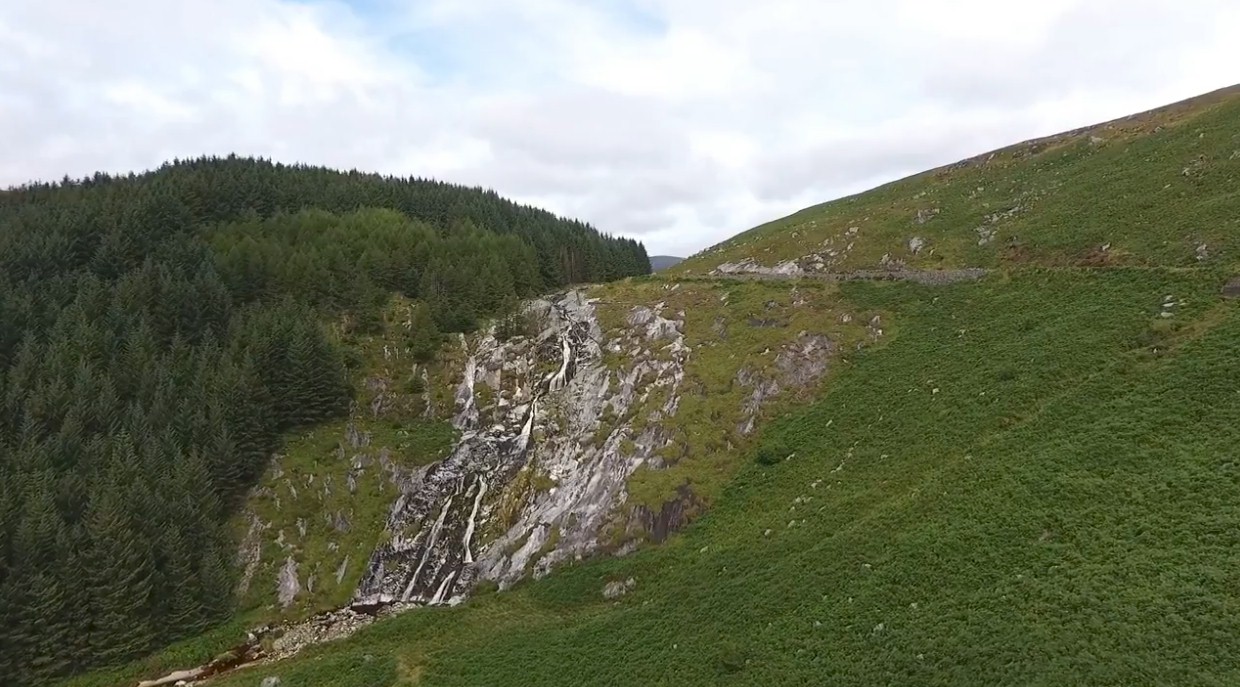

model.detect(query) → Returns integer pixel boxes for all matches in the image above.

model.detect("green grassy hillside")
[203,266,1240,686]
[678,85,1240,275]
[68,88,1240,686]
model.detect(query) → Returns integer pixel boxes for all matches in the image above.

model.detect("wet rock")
[356,290,690,606]
[633,486,700,543]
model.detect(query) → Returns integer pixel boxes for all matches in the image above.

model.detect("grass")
[230,296,459,622]
[587,277,875,519]
[197,266,1240,686]
[676,85,1240,275]
[73,87,1240,687]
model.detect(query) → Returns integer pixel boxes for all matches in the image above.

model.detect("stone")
[261,677,283,687]
[278,556,300,608]
[355,290,691,607]
[602,577,637,600]
[908,236,927,254]
[332,511,351,533]
[1224,277,1240,299]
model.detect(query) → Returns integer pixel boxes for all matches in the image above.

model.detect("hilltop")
[649,255,685,271]
[56,86,1240,687]
[0,157,648,687]
[677,84,1240,277]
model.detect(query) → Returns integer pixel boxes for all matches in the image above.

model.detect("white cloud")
[2,0,1238,257]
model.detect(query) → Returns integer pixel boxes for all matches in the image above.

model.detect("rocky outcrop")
[710,263,988,285]
[354,290,690,606]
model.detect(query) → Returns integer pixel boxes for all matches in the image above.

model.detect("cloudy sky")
[3,1,1238,256]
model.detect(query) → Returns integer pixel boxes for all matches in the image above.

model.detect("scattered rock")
[261,678,282,687]
[332,511,351,533]
[908,236,927,255]
[278,556,300,608]
[234,514,266,598]
[602,577,637,600]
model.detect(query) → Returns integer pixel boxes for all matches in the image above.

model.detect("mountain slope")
[0,158,649,686]
[649,255,684,271]
[189,267,1239,687]
[677,84,1240,276]
[65,88,1240,687]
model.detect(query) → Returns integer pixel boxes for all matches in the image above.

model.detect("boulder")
[1223,277,1240,299]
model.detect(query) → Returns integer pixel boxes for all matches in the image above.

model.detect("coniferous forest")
[0,156,650,685]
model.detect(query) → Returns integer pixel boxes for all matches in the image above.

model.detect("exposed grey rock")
[914,208,939,224]
[261,678,282,687]
[632,487,698,543]
[1222,277,1240,299]
[908,236,927,255]
[330,511,350,533]
[713,258,803,277]
[602,577,637,600]
[278,556,300,608]
[268,605,396,661]
[356,290,690,607]
[234,514,266,598]
[335,557,350,585]
[627,306,681,341]
[345,422,369,449]
[1197,243,1210,262]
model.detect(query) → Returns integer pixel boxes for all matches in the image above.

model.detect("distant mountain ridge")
[649,255,684,271]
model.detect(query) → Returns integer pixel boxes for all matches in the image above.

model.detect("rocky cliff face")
[354,289,690,605]
[234,277,873,633]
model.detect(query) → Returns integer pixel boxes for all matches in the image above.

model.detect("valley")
[13,84,1240,686]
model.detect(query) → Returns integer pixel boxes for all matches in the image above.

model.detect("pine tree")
[83,482,155,664]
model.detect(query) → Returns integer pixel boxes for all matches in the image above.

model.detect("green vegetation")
[42,88,1240,686]
[198,267,1240,686]
[678,85,1240,274]
[0,156,648,686]
[591,278,874,517]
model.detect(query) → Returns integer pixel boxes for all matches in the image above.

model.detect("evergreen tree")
[0,155,647,684]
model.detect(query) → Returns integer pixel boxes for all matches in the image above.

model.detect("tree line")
[0,156,649,684]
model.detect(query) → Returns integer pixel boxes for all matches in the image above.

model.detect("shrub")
[754,437,792,466]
